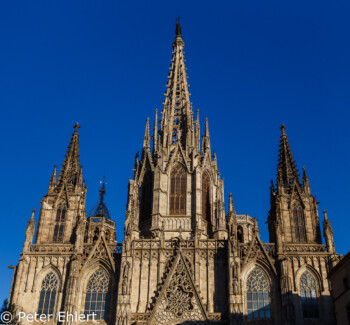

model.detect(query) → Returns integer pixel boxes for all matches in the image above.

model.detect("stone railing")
[285,244,326,253]
[162,216,192,231]
[30,244,74,253]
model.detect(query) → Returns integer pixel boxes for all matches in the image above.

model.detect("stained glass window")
[300,271,319,319]
[169,164,186,215]
[246,267,271,319]
[292,203,306,242]
[202,172,211,223]
[37,272,58,317]
[84,269,110,320]
[53,206,66,242]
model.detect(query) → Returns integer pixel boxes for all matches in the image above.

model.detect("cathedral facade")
[8,23,339,325]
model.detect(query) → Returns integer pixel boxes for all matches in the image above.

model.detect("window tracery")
[246,266,271,319]
[291,202,306,242]
[84,268,110,320]
[53,205,66,242]
[170,164,186,215]
[300,271,319,319]
[37,272,58,317]
[202,172,211,223]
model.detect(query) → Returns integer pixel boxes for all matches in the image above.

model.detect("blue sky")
[1,1,349,300]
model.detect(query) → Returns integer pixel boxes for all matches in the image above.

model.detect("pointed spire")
[202,118,211,152]
[57,123,82,189]
[277,124,301,187]
[159,19,193,151]
[229,193,235,214]
[30,209,35,223]
[24,209,36,252]
[323,210,335,253]
[91,179,110,219]
[195,109,201,152]
[143,118,151,150]
[302,166,311,193]
[323,210,329,222]
[48,165,57,192]
[153,109,158,154]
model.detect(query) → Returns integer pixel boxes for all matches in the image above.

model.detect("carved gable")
[149,251,207,325]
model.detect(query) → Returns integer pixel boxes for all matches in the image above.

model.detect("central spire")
[158,20,195,152]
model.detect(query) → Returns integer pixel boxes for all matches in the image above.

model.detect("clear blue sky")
[1,1,349,300]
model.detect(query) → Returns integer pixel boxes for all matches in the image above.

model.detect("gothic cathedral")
[8,22,339,325]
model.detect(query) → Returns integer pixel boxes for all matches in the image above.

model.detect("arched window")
[37,272,58,317]
[237,226,244,243]
[84,268,110,320]
[202,172,211,223]
[292,202,306,242]
[169,164,186,215]
[300,271,319,319]
[139,169,153,224]
[246,267,271,319]
[53,205,66,242]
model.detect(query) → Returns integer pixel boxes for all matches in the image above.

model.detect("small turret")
[302,166,311,194]
[153,109,158,155]
[48,165,57,192]
[23,210,36,252]
[323,210,335,253]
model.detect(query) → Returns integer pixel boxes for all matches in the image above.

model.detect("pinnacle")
[56,125,82,189]
[277,124,301,187]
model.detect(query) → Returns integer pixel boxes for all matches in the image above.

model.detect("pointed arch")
[202,171,211,224]
[139,168,153,224]
[299,270,319,319]
[37,272,58,317]
[245,265,271,320]
[83,267,111,320]
[169,164,186,215]
[291,201,306,242]
[53,202,67,242]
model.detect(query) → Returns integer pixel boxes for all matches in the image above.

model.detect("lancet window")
[53,205,66,242]
[202,172,211,223]
[139,169,153,224]
[170,164,186,215]
[292,202,306,242]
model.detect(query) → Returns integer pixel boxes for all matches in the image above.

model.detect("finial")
[229,193,235,213]
[74,122,80,130]
[323,210,328,220]
[31,209,35,219]
[205,118,209,136]
[99,178,107,205]
[280,123,286,132]
[175,17,182,36]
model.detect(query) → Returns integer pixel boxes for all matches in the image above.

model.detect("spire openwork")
[277,124,300,186]
[159,20,194,151]
[56,123,82,190]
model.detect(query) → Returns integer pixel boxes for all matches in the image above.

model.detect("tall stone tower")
[116,20,228,325]
[267,125,337,324]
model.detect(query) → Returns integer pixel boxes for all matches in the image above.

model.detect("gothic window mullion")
[170,164,186,216]
[300,271,319,319]
[246,266,271,320]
